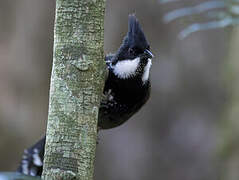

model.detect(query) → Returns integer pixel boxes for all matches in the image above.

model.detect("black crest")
[127,14,149,50]
[112,14,150,63]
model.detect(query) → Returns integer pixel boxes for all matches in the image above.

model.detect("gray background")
[0,0,229,179]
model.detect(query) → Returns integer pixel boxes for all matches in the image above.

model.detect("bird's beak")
[144,49,154,58]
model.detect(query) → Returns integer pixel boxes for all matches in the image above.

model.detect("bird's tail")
[17,136,45,177]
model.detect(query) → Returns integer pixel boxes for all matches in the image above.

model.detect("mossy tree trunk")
[42,0,106,179]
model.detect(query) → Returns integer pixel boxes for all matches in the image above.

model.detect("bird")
[17,14,154,176]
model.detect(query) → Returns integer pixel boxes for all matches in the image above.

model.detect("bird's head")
[111,15,154,84]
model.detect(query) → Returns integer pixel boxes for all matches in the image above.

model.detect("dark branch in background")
[159,0,179,4]
[179,17,239,39]
[160,0,239,39]
[163,1,225,23]
[0,172,40,180]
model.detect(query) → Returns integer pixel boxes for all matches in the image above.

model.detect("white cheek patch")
[113,57,140,79]
[142,59,152,84]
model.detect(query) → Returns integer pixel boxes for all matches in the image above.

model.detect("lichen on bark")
[42,0,106,179]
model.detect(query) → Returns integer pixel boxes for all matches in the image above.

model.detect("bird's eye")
[128,48,135,56]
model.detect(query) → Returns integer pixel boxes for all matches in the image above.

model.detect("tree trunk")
[42,0,106,179]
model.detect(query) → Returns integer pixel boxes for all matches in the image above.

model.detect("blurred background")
[0,0,238,179]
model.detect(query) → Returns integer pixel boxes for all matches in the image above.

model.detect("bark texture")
[42,0,105,179]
